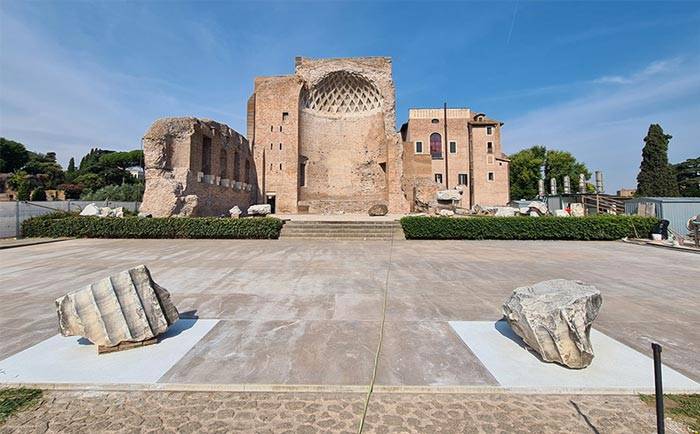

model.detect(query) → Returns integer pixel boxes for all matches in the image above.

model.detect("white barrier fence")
[0,201,141,238]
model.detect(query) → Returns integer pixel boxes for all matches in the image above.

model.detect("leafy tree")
[0,138,30,173]
[23,152,64,189]
[673,156,700,197]
[8,171,32,200]
[99,150,143,170]
[30,187,47,201]
[509,146,546,200]
[74,148,142,186]
[636,124,679,196]
[57,183,83,199]
[73,173,105,191]
[80,183,144,201]
[79,148,114,172]
[509,146,592,200]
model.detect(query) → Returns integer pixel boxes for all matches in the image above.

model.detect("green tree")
[545,150,592,193]
[57,183,83,199]
[509,146,546,200]
[80,183,144,201]
[673,156,700,197]
[636,124,679,196]
[8,171,31,200]
[0,138,30,173]
[23,152,64,189]
[509,146,591,199]
[30,187,47,201]
[73,173,105,191]
[67,157,76,173]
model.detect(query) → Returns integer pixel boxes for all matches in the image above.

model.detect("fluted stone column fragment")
[502,279,602,369]
[56,265,179,351]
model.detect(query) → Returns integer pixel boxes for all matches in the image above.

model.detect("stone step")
[281,233,397,239]
[282,221,400,226]
[279,221,405,240]
[281,226,399,233]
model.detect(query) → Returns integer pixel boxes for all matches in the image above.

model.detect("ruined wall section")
[250,76,303,213]
[141,117,256,217]
[294,57,408,213]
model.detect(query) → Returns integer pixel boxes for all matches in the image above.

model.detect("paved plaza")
[1,238,698,431]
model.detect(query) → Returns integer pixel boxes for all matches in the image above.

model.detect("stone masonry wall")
[250,76,303,214]
[141,117,256,217]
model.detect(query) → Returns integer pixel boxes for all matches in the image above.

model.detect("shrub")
[400,215,659,240]
[80,183,144,201]
[29,187,47,201]
[22,213,284,239]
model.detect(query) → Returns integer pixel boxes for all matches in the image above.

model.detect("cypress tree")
[636,124,679,197]
[67,157,75,173]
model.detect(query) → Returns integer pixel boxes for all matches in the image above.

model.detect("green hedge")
[400,215,659,240]
[22,212,284,239]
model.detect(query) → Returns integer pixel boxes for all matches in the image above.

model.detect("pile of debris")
[425,190,588,218]
[79,203,125,218]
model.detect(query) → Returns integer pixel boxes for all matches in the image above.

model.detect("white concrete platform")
[449,320,700,392]
[0,319,218,385]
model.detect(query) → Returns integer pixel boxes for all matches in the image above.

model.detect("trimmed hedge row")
[22,212,284,239]
[400,215,659,240]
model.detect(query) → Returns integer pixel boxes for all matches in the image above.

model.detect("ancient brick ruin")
[141,56,510,216]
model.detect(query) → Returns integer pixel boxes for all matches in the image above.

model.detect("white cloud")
[0,9,248,167]
[504,57,700,192]
[593,58,682,85]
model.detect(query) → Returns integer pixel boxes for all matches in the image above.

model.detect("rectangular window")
[434,173,443,184]
[487,142,493,154]
[487,155,494,165]
[415,141,423,154]
[486,126,493,135]
[270,143,273,150]
[279,163,282,171]
[449,141,456,153]
[201,136,212,174]
[458,173,468,186]
[282,112,289,121]
[279,143,282,150]
[488,172,495,182]
[219,149,227,178]
[299,162,306,186]
[271,125,273,132]
[279,125,282,132]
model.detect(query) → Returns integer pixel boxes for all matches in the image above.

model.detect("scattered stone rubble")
[502,279,602,369]
[247,204,271,216]
[79,203,124,218]
[55,265,179,353]
[422,191,591,218]
[229,206,242,218]
[368,204,388,216]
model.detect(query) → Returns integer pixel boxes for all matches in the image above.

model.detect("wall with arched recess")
[295,58,405,213]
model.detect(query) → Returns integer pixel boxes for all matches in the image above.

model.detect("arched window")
[430,133,442,159]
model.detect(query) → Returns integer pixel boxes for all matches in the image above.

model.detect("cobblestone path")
[0,390,689,433]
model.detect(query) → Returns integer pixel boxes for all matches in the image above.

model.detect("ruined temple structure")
[141,56,510,216]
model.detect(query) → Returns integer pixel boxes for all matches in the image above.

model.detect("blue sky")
[1,1,698,191]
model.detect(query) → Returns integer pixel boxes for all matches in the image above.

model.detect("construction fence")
[0,201,141,238]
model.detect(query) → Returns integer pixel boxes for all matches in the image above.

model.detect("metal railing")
[581,194,625,215]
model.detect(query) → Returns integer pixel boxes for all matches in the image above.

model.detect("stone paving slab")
[1,238,698,388]
[0,390,689,433]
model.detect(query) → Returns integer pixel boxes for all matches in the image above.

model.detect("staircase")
[279,220,405,240]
